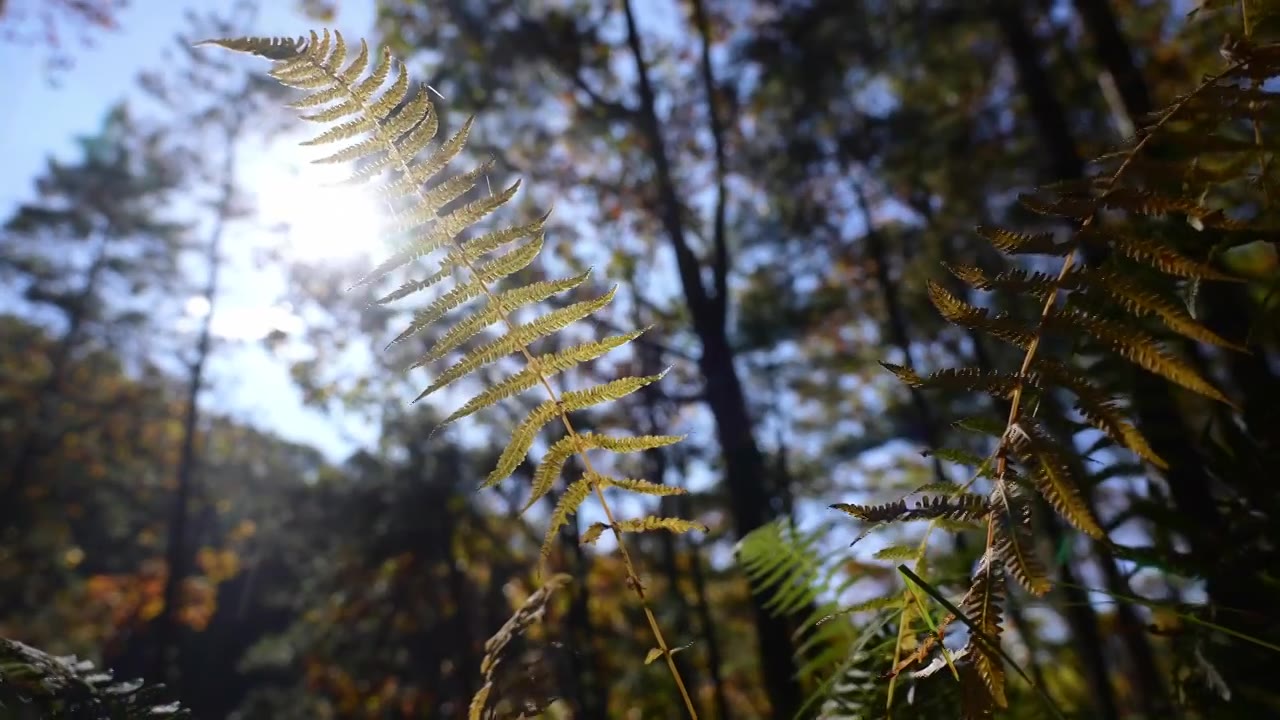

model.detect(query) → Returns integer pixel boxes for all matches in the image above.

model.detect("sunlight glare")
[254,158,387,263]
[184,295,212,319]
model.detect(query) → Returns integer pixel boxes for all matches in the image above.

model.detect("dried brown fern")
[839,30,1280,717]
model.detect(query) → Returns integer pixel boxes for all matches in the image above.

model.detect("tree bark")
[618,1,804,714]
[152,118,238,686]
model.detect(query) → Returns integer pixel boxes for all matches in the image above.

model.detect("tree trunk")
[152,122,238,686]
[618,1,805,714]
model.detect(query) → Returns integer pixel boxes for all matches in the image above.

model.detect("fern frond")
[1030,357,1166,467]
[881,363,1038,401]
[877,30,1268,715]
[206,30,700,717]
[1081,267,1244,348]
[832,494,990,524]
[1083,227,1241,281]
[484,371,666,489]
[1047,304,1233,405]
[196,34,306,60]
[581,517,709,546]
[874,544,924,562]
[974,225,1069,255]
[737,521,908,713]
[1007,421,1104,539]
[416,292,624,402]
[525,432,682,512]
[927,282,1035,348]
[945,264,1084,298]
[958,550,1008,709]
[992,484,1051,597]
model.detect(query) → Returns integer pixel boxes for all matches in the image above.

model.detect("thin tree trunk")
[1068,2,1280,704]
[1,230,113,531]
[849,186,956,493]
[152,120,238,686]
[679,497,731,720]
[618,1,804,714]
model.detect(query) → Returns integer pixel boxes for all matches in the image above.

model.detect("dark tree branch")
[690,0,731,323]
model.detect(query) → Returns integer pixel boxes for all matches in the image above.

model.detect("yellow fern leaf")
[426,329,641,421]
[927,282,1035,348]
[1082,268,1244,349]
[522,433,683,513]
[415,291,621,389]
[1048,305,1234,405]
[210,32,699,713]
[1008,421,1104,538]
[582,517,709,546]
[541,474,596,560]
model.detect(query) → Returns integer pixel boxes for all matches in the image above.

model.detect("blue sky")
[1,0,381,460]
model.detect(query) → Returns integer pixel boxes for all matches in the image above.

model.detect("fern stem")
[486,296,700,719]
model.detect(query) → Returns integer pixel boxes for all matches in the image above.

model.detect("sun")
[251,151,388,263]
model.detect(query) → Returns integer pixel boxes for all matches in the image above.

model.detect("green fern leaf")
[873,545,922,562]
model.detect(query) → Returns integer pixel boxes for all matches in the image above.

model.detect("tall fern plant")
[201,31,706,718]
[819,23,1280,720]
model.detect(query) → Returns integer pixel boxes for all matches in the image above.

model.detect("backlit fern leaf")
[1008,420,1104,538]
[974,225,1068,255]
[581,517,709,546]
[1081,227,1242,281]
[831,494,990,524]
[1046,305,1233,405]
[992,483,1051,597]
[204,29,700,716]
